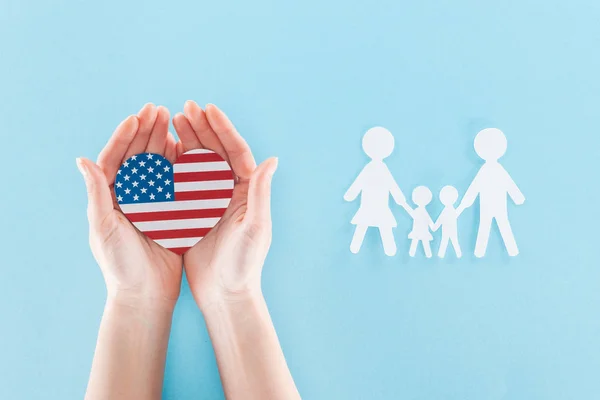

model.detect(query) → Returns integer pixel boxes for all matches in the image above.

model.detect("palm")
[93,104,184,302]
[92,101,268,303]
[172,102,270,299]
[183,181,256,293]
[105,209,182,301]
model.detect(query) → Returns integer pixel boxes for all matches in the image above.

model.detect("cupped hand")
[77,104,183,311]
[172,101,277,308]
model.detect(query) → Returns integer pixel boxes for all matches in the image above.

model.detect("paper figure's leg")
[496,216,519,256]
[474,215,493,258]
[438,235,449,258]
[423,241,432,258]
[451,236,462,258]
[409,239,418,257]
[379,227,397,257]
[350,225,368,254]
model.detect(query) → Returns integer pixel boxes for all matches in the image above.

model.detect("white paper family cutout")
[344,127,525,258]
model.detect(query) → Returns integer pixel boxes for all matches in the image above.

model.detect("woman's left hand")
[77,104,183,311]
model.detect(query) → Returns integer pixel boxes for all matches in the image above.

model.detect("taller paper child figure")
[457,128,525,257]
[344,127,407,256]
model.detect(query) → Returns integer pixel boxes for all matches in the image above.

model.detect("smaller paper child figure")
[431,186,462,258]
[402,186,435,258]
[344,127,407,257]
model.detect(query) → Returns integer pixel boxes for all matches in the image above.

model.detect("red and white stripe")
[120,149,234,255]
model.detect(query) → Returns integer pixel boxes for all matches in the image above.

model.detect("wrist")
[106,290,177,316]
[197,287,264,315]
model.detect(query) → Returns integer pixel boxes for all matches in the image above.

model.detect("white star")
[117,170,122,175]
[148,180,155,186]
[133,194,139,201]
[132,181,139,187]
[117,195,123,202]
[165,193,172,199]
[148,167,154,173]
[123,161,129,167]
[139,161,146,167]
[140,174,146,180]
[164,166,170,172]
[149,193,155,200]
[125,188,131,194]
[116,182,123,188]
[124,174,130,181]
[131,167,138,174]
[131,155,137,160]
[155,159,162,166]
[156,173,162,179]
[164,179,171,185]
[140,187,147,194]
[157,186,163,193]
[147,153,154,159]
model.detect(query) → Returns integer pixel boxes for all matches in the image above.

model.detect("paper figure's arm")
[427,212,436,231]
[456,171,482,215]
[401,203,415,218]
[343,169,365,202]
[504,169,525,205]
[431,212,443,232]
[390,179,407,206]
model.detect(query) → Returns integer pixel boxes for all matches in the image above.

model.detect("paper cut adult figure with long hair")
[457,128,525,257]
[344,127,407,256]
[402,186,435,258]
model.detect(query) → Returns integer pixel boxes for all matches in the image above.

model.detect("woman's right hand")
[172,101,277,309]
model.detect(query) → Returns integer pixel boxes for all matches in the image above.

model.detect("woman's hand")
[77,104,183,312]
[174,102,299,400]
[172,101,277,309]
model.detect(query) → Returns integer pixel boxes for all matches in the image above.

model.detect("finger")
[76,157,113,227]
[205,103,256,180]
[145,106,170,154]
[183,101,227,157]
[175,140,186,159]
[124,103,158,159]
[173,112,202,152]
[164,132,178,164]
[97,115,139,185]
[245,157,278,224]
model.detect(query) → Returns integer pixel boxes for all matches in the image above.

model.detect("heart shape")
[115,149,234,254]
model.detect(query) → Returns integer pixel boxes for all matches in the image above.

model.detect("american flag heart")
[115,149,234,255]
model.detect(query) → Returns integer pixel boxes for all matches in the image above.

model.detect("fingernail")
[269,157,278,176]
[185,100,197,111]
[138,103,155,116]
[76,158,88,178]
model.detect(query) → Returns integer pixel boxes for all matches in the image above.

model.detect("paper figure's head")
[362,127,394,160]
[439,185,459,206]
[474,128,507,161]
[412,186,432,207]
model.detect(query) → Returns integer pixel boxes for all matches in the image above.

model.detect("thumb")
[76,157,113,227]
[245,157,278,224]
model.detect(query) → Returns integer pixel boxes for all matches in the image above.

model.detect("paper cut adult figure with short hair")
[344,127,407,256]
[402,186,435,258]
[457,128,525,257]
[432,185,462,258]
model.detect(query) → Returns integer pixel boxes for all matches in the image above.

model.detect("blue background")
[1,0,599,399]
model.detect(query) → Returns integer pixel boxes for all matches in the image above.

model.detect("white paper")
[456,128,525,257]
[345,127,525,259]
